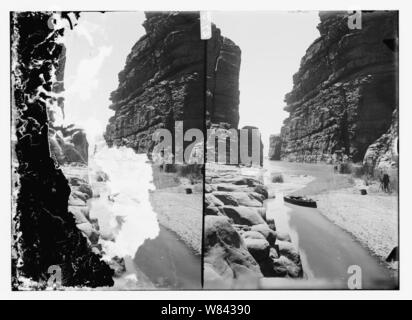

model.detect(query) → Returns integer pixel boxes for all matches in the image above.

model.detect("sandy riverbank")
[266,162,398,268]
[312,181,398,266]
[149,165,203,255]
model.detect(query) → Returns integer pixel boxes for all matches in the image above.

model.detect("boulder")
[205,216,242,248]
[271,257,288,277]
[242,231,266,241]
[277,240,301,265]
[205,206,220,216]
[253,185,269,199]
[213,176,261,187]
[95,170,109,182]
[68,176,88,186]
[215,183,249,192]
[205,184,215,193]
[204,216,262,288]
[232,224,251,232]
[269,247,279,260]
[221,206,266,226]
[205,193,225,207]
[272,256,302,278]
[213,191,262,207]
[77,183,93,199]
[108,256,127,278]
[256,208,267,222]
[276,231,292,242]
[100,230,116,242]
[71,190,89,203]
[77,222,100,244]
[266,217,276,231]
[211,192,239,206]
[68,195,86,207]
[244,238,270,262]
[251,224,277,246]
[69,206,90,224]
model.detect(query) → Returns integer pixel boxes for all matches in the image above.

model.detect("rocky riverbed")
[204,163,303,289]
[62,164,129,282]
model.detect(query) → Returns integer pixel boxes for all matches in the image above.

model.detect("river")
[262,159,397,289]
[88,144,200,289]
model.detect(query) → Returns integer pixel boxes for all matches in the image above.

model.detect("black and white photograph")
[1,0,411,303]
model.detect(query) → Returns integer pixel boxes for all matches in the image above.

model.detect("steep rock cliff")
[280,11,398,163]
[364,107,398,169]
[268,135,282,160]
[104,12,241,153]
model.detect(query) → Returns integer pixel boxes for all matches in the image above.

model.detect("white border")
[1,0,411,300]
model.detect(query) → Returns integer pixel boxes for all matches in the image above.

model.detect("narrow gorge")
[11,10,398,291]
[271,11,398,168]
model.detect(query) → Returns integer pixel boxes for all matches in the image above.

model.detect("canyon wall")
[104,12,241,153]
[268,134,282,160]
[279,11,398,163]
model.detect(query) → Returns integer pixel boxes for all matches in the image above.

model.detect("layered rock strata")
[279,11,398,163]
[104,12,241,154]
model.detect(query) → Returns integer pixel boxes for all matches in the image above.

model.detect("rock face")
[49,124,89,165]
[204,165,303,288]
[268,134,282,160]
[11,12,114,289]
[104,12,241,154]
[279,11,398,163]
[364,107,398,169]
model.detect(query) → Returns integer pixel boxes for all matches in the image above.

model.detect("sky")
[61,11,320,149]
[212,11,320,148]
[61,12,146,141]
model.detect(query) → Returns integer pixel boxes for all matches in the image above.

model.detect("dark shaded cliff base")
[279,11,398,165]
[204,164,303,289]
[11,12,113,289]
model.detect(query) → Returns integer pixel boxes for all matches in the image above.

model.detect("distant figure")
[382,173,390,193]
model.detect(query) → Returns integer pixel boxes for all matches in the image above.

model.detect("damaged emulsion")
[11,12,114,289]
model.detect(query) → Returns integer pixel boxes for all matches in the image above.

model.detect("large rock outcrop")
[279,11,398,163]
[364,107,398,169]
[204,165,303,289]
[104,12,241,153]
[268,134,282,160]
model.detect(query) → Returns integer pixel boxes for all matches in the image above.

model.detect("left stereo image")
[11,11,205,290]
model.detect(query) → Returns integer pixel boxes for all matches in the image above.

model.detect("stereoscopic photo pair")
[11,10,398,290]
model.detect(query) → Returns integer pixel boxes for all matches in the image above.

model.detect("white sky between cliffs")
[61,11,320,150]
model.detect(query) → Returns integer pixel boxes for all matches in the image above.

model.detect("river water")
[87,143,396,289]
[88,143,200,289]
[262,159,397,289]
